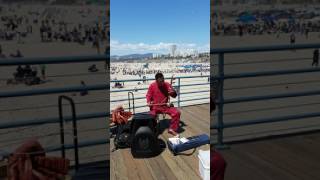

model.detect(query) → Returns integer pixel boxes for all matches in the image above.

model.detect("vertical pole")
[58,97,65,159]
[178,78,181,107]
[59,96,79,170]
[217,53,225,146]
[69,99,79,171]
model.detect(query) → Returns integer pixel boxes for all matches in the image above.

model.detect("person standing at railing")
[40,64,46,80]
[146,72,180,136]
[290,33,295,45]
[312,49,319,67]
[0,45,5,58]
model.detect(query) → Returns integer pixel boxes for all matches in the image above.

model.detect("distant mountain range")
[111,53,153,61]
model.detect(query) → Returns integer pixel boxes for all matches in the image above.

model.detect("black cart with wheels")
[127,92,160,158]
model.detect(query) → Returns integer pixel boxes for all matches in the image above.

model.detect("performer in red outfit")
[146,72,180,136]
[211,149,227,180]
[210,90,227,180]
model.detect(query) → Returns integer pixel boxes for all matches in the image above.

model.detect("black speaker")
[130,113,159,158]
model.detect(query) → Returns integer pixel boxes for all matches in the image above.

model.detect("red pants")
[150,106,180,132]
[211,150,227,180]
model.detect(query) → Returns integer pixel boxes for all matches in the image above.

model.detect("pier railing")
[110,75,210,113]
[0,55,109,168]
[211,43,320,147]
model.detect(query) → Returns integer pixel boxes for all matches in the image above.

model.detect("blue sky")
[111,0,210,55]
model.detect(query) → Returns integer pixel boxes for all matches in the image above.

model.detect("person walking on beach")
[305,28,309,39]
[312,49,319,67]
[40,64,46,80]
[146,72,180,136]
[290,33,295,45]
[0,45,6,58]
[80,80,88,96]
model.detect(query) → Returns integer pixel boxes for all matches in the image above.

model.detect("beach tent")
[236,12,257,24]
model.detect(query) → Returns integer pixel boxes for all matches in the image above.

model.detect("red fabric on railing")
[7,140,70,180]
[111,106,132,124]
[211,149,227,180]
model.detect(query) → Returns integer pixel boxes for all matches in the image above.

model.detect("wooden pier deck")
[110,104,210,180]
[218,131,320,180]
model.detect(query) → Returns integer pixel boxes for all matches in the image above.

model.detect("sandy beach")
[0,3,109,166]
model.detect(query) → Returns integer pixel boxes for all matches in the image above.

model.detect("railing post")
[58,95,79,170]
[178,78,181,107]
[216,53,227,149]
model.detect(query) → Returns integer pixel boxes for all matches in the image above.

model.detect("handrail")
[0,55,108,66]
[0,84,108,98]
[110,75,209,83]
[211,43,320,148]
[0,139,109,158]
[211,43,320,54]
[211,111,320,129]
[219,89,320,104]
[0,112,108,129]
[110,82,209,93]
[220,67,320,79]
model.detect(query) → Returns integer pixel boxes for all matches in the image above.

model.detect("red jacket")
[146,81,176,106]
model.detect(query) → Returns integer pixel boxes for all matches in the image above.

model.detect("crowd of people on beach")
[0,4,108,54]
[214,21,318,37]
[7,64,46,85]
[110,62,210,77]
[213,8,320,38]
[0,4,108,86]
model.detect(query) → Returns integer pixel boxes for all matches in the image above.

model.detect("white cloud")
[111,40,209,55]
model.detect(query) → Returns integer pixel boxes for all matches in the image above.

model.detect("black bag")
[114,122,132,149]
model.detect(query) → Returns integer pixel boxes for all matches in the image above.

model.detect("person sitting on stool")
[146,72,180,136]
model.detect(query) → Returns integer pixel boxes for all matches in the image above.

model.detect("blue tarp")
[178,64,202,69]
[236,13,257,23]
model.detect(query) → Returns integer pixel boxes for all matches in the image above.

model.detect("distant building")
[170,45,177,57]
[193,50,199,58]
[153,53,161,58]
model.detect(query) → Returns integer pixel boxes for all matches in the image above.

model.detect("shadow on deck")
[220,131,320,180]
[70,160,109,180]
[110,104,210,180]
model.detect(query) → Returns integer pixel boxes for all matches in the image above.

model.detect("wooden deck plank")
[220,132,320,180]
[145,157,177,180]
[110,104,210,180]
[161,131,202,180]
[110,142,129,180]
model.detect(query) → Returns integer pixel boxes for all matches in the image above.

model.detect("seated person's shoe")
[168,129,179,137]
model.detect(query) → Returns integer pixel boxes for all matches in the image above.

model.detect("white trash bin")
[198,149,210,180]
